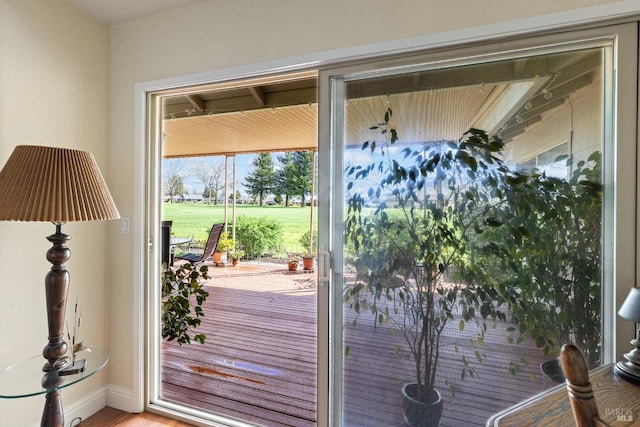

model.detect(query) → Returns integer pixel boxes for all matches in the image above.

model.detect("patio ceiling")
[161,51,600,158]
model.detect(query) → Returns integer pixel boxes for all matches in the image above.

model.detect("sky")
[163,143,475,202]
[164,145,427,200]
[163,153,276,197]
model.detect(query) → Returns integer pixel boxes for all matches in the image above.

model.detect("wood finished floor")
[80,406,193,426]
[159,261,553,427]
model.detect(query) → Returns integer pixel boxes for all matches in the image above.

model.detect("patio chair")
[161,220,173,266]
[560,344,611,427]
[175,223,224,264]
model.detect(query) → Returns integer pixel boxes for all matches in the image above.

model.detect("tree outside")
[245,153,276,205]
[193,159,225,204]
[292,151,314,206]
[276,151,315,206]
[164,161,187,202]
[276,152,295,206]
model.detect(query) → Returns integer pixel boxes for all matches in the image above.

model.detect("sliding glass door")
[324,23,636,426]
[144,22,637,427]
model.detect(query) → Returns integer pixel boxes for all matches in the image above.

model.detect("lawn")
[162,202,317,256]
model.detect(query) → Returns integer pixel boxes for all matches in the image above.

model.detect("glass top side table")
[0,347,109,398]
[0,347,109,427]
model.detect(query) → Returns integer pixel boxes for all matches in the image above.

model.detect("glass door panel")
[151,73,319,426]
[336,44,612,426]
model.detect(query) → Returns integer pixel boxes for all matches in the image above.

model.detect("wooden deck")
[162,261,557,426]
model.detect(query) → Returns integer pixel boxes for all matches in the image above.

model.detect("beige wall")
[0,0,111,425]
[0,0,631,424]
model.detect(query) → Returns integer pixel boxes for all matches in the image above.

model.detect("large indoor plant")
[471,152,603,369]
[344,109,520,426]
[344,108,604,425]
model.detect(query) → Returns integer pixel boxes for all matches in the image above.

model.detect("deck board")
[161,262,558,426]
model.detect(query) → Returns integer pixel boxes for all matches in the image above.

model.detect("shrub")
[235,215,283,258]
[298,229,317,255]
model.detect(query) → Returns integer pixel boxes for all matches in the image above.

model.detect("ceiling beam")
[499,72,593,133]
[248,86,266,107]
[345,58,550,99]
[186,95,205,114]
[163,87,317,119]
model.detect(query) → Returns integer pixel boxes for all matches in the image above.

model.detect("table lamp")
[614,287,640,383]
[0,145,119,425]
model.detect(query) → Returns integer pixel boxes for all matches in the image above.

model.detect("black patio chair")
[175,223,225,264]
[161,220,173,266]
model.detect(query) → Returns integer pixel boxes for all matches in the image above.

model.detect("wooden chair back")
[560,344,611,427]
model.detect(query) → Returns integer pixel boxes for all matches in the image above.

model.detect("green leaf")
[486,218,503,227]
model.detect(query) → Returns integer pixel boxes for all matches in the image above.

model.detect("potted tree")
[301,251,315,271]
[471,152,603,373]
[300,230,317,271]
[344,109,518,426]
[212,231,234,266]
[345,109,604,424]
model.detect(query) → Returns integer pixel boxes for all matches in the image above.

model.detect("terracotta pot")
[212,252,224,264]
[302,256,315,271]
[232,258,239,266]
[288,261,299,271]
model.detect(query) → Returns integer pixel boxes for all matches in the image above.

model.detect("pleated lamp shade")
[0,145,120,222]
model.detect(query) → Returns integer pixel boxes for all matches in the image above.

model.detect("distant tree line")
[245,151,315,206]
[163,151,316,206]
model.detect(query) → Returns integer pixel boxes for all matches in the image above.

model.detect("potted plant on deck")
[288,255,300,271]
[344,109,522,426]
[301,251,316,271]
[212,231,234,266]
[227,249,245,267]
[300,230,317,271]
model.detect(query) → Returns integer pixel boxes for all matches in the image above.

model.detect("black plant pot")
[401,383,443,427]
[540,359,566,384]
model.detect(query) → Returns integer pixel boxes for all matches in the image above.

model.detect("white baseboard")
[64,386,108,425]
[62,384,139,425]
[106,384,140,413]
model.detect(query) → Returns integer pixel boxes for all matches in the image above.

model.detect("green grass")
[162,202,317,256]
